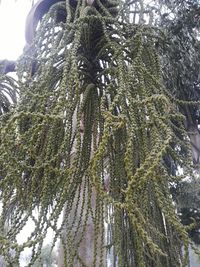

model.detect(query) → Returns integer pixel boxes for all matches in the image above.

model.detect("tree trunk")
[57,114,106,266]
[188,125,200,165]
[57,184,105,267]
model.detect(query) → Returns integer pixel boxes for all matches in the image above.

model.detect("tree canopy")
[0,0,199,266]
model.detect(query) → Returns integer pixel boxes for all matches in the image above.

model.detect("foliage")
[0,74,18,115]
[0,0,199,266]
[171,176,200,245]
[30,244,57,267]
[160,0,200,129]
[157,0,200,245]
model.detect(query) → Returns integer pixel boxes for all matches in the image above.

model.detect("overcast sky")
[0,0,32,60]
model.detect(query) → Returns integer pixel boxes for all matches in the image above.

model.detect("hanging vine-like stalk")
[0,0,192,266]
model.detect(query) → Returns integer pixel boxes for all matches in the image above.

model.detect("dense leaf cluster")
[0,0,199,266]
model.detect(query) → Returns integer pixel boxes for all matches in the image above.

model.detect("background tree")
[159,0,200,165]
[156,0,200,246]
[31,244,57,267]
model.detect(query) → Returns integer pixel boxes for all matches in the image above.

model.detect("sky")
[0,0,32,60]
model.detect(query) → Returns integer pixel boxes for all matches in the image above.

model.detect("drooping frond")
[0,0,193,266]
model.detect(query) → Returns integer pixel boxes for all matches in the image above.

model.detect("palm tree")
[0,0,199,266]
